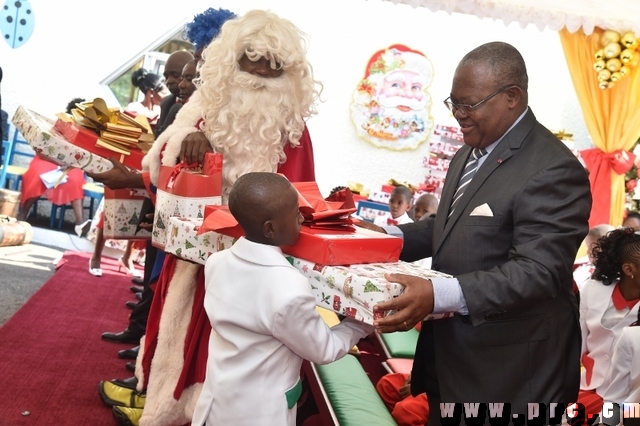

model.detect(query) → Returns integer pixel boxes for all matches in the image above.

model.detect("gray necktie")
[448,147,487,218]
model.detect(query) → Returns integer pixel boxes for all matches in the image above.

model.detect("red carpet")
[0,251,143,426]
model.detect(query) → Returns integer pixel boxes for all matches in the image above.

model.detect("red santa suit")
[135,88,315,426]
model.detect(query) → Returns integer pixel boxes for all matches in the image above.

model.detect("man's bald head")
[164,50,194,96]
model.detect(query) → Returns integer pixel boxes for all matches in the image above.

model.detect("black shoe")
[129,285,143,293]
[118,345,139,360]
[110,376,138,391]
[125,362,136,373]
[102,330,142,344]
[125,300,138,310]
[131,276,144,286]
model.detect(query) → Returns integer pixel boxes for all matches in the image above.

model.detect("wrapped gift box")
[11,106,115,174]
[164,216,238,264]
[202,189,402,266]
[369,189,392,204]
[103,187,152,239]
[153,156,223,250]
[54,119,144,170]
[287,257,454,325]
[169,218,451,325]
[282,226,401,265]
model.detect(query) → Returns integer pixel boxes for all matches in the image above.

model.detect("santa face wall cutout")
[350,44,434,151]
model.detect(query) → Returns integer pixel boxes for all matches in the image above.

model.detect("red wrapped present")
[54,119,145,170]
[381,184,396,193]
[200,182,402,265]
[283,226,402,265]
[152,153,224,249]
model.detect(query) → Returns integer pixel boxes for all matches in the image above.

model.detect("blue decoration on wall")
[0,0,34,49]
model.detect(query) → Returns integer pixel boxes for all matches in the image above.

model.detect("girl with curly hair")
[577,227,640,419]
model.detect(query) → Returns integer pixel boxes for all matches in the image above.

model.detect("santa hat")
[363,44,433,85]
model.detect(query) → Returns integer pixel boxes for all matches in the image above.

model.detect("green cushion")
[380,328,419,358]
[315,354,397,425]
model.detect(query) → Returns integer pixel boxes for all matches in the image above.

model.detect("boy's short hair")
[392,185,412,203]
[417,193,438,208]
[228,172,293,234]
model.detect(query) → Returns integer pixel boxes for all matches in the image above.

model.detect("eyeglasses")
[443,85,519,116]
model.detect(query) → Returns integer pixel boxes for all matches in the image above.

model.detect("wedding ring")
[403,321,408,329]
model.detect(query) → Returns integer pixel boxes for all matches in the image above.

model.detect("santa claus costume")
[135,10,320,425]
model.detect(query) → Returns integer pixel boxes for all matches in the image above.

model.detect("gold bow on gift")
[388,178,418,194]
[347,181,370,198]
[65,98,155,155]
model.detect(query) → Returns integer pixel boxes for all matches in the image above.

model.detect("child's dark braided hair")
[592,227,640,286]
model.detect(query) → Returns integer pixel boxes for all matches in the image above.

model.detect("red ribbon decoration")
[580,148,635,228]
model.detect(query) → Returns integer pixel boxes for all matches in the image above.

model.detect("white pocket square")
[470,203,493,217]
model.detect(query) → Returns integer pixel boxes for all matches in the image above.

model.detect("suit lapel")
[433,109,537,255]
[433,145,471,253]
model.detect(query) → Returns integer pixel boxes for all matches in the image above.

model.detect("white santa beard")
[203,72,304,196]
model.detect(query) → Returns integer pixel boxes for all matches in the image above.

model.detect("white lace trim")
[382,0,640,35]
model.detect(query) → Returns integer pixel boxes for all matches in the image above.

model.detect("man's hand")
[354,219,386,234]
[86,158,144,190]
[399,375,412,400]
[179,131,213,165]
[138,213,154,231]
[373,273,434,333]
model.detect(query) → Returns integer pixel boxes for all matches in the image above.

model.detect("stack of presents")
[355,123,465,226]
[12,103,451,325]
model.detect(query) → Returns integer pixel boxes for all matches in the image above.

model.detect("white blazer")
[602,326,640,403]
[579,280,640,393]
[192,237,374,426]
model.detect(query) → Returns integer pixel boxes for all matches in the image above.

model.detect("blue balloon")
[0,0,35,49]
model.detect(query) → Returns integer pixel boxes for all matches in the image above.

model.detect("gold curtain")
[559,28,640,227]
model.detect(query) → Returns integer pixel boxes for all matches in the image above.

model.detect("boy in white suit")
[192,173,374,426]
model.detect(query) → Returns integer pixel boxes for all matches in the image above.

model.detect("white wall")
[1,0,591,196]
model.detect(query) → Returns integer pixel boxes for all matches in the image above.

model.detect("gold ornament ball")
[604,42,622,59]
[599,81,612,90]
[620,65,630,76]
[598,69,612,81]
[594,49,605,61]
[606,58,622,72]
[620,48,636,64]
[602,30,621,46]
[620,31,638,49]
[594,59,606,71]
[610,71,622,82]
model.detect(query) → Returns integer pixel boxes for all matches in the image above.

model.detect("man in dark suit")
[99,52,194,350]
[370,42,592,424]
